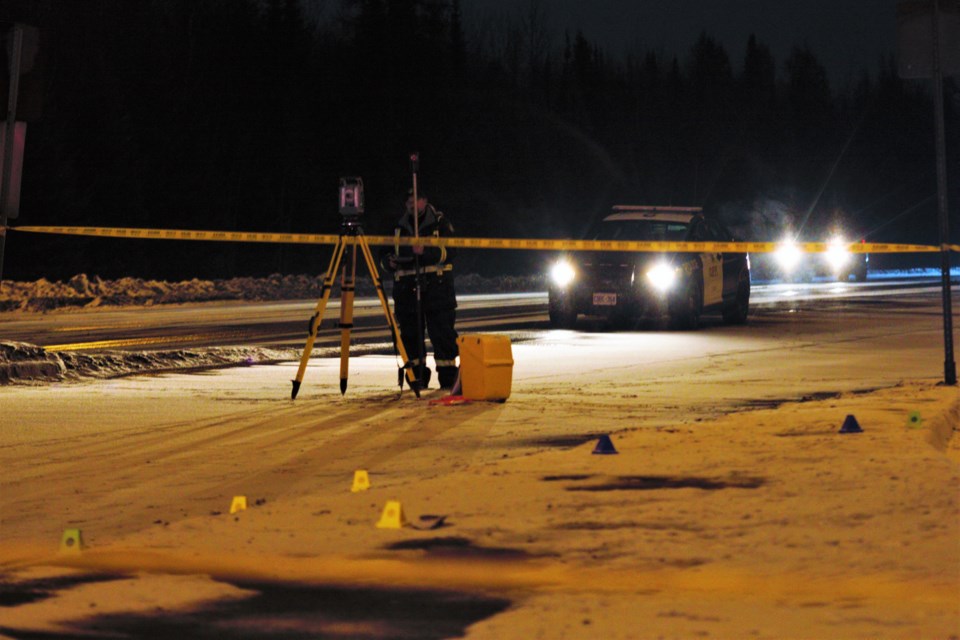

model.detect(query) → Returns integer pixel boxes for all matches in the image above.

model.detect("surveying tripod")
[290,218,421,399]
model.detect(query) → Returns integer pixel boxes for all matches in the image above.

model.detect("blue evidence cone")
[592,434,618,454]
[839,414,863,434]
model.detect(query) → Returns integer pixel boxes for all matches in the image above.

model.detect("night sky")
[465,0,898,85]
[1,0,955,281]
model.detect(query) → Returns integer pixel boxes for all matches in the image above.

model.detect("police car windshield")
[592,220,689,242]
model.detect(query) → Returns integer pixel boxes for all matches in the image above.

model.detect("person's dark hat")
[406,188,426,199]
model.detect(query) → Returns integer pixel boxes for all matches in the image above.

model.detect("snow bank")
[0,273,546,313]
[0,274,327,312]
[0,272,545,385]
[0,340,298,385]
[0,341,67,384]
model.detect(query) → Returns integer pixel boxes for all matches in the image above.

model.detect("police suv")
[547,206,751,330]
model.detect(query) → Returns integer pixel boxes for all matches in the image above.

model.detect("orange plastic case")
[457,334,513,401]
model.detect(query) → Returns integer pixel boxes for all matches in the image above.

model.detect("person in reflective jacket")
[381,190,459,389]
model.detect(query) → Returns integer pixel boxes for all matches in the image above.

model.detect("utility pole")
[897,0,958,385]
[0,23,25,283]
[930,0,956,385]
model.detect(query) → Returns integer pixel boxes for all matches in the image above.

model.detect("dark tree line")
[2,0,957,280]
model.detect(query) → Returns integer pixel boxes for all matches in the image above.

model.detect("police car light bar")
[611,205,703,213]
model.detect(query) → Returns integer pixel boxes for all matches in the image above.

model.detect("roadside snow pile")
[0,341,67,383]
[0,271,545,383]
[0,273,546,312]
[0,340,300,385]
[0,274,325,312]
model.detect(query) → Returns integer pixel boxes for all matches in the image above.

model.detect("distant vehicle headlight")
[550,259,576,287]
[774,239,803,273]
[646,262,677,292]
[825,236,851,272]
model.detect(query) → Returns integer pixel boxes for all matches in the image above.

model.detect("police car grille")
[583,263,633,289]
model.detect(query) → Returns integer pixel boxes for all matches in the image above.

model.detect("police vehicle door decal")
[701,252,724,306]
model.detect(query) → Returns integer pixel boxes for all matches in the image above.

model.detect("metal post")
[931,0,957,385]
[0,23,25,284]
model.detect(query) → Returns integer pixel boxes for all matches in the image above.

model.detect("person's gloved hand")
[380,253,399,272]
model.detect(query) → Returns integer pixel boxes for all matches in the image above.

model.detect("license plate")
[593,292,617,306]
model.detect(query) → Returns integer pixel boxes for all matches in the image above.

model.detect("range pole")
[410,152,427,389]
[931,0,957,385]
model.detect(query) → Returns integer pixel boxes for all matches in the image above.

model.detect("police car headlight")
[825,236,851,272]
[550,259,576,287]
[774,239,803,273]
[646,262,677,291]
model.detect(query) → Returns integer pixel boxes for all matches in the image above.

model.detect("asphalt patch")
[385,536,539,559]
[565,475,766,492]
[738,388,883,412]
[520,434,602,449]
[556,520,705,532]
[541,474,595,482]
[738,392,839,411]
[0,572,127,608]
[774,429,842,437]
[0,581,511,640]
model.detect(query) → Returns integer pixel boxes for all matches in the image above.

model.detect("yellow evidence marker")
[230,495,248,514]
[375,500,408,529]
[60,528,84,555]
[351,470,371,492]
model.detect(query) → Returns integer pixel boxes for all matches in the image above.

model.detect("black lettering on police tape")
[12,225,959,253]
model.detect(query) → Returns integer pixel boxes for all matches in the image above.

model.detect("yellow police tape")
[8,225,960,254]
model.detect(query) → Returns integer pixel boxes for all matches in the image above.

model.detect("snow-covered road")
[0,281,957,639]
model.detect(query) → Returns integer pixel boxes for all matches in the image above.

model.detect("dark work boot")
[401,365,430,390]
[419,366,432,389]
[437,366,458,389]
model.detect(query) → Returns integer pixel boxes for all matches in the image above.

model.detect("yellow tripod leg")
[291,237,347,399]
[338,239,357,394]
[358,234,421,397]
